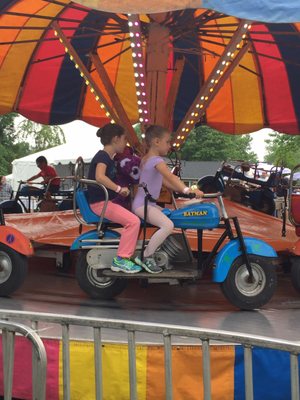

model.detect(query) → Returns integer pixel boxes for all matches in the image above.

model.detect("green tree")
[0,113,65,176]
[180,125,257,162]
[265,131,300,168]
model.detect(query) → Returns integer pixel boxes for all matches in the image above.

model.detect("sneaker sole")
[134,259,162,274]
[111,265,141,274]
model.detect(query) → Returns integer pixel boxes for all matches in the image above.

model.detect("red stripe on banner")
[0,336,59,399]
[18,7,88,124]
[250,25,298,132]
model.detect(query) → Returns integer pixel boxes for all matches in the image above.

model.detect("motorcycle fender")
[71,229,120,250]
[0,226,33,256]
[213,237,277,283]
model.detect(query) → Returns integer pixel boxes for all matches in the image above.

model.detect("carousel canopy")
[75,0,300,23]
[1,1,300,143]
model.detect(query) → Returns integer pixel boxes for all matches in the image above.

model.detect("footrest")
[102,268,199,279]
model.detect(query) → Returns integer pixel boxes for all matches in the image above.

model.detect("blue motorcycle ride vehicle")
[71,159,278,310]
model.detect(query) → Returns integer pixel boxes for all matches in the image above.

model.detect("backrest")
[75,188,99,224]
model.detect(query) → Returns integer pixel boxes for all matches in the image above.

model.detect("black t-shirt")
[87,150,116,204]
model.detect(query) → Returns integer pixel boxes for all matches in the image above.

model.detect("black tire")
[0,200,23,214]
[197,175,224,194]
[75,251,127,299]
[252,194,275,216]
[291,257,300,293]
[0,243,28,296]
[221,255,277,310]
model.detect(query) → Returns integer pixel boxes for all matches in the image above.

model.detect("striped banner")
[0,336,298,399]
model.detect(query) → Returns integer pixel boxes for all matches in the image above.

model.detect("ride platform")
[4,199,298,254]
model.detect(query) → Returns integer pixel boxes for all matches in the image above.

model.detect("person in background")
[0,176,13,202]
[27,156,60,194]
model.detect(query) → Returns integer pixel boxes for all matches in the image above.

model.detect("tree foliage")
[0,113,65,176]
[180,125,258,162]
[265,131,300,168]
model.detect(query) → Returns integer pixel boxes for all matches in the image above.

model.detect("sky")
[61,121,272,162]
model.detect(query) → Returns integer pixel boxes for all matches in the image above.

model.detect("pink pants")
[90,201,140,258]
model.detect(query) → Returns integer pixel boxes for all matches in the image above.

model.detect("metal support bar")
[244,346,254,400]
[0,320,47,400]
[62,324,71,400]
[232,217,253,280]
[2,329,14,400]
[202,339,212,400]
[32,320,38,400]
[94,327,103,400]
[163,332,173,400]
[290,353,300,400]
[128,330,137,400]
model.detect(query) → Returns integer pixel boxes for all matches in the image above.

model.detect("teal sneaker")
[111,257,142,274]
[133,256,163,274]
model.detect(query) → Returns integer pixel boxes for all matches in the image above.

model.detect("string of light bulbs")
[174,21,252,149]
[127,14,150,130]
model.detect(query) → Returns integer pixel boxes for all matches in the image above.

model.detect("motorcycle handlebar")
[175,191,223,199]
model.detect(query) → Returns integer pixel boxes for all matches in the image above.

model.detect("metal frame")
[0,319,47,400]
[0,309,299,400]
[73,157,109,237]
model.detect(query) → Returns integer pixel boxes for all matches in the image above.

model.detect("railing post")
[31,320,38,400]
[2,329,15,400]
[290,353,300,400]
[163,331,173,400]
[94,327,103,400]
[128,330,137,400]
[62,324,71,400]
[244,345,254,400]
[202,339,211,400]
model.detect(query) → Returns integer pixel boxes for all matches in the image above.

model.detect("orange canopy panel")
[4,200,298,253]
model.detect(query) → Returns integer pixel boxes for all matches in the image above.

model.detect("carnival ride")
[0,1,300,301]
[198,161,288,215]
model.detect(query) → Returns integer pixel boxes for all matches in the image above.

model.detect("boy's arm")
[27,172,41,182]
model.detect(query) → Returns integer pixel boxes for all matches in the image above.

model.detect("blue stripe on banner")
[266,24,300,132]
[49,10,107,125]
[203,0,300,23]
[172,12,201,131]
[234,346,300,400]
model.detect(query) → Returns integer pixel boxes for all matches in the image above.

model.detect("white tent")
[11,138,102,191]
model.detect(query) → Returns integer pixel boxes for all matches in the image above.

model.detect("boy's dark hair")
[145,125,168,147]
[36,156,48,164]
[96,123,125,146]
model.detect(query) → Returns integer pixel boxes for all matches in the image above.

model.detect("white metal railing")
[0,319,47,400]
[0,309,299,400]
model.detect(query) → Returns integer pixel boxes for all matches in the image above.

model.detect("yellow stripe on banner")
[59,342,147,400]
[146,345,235,400]
[0,1,66,115]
